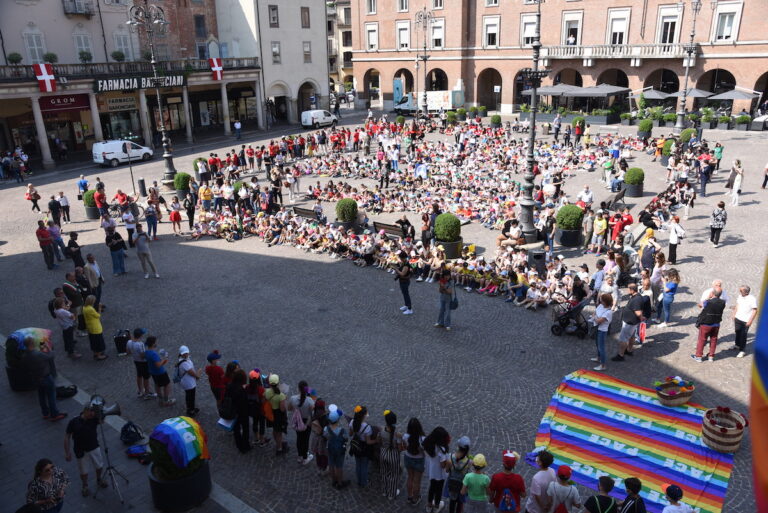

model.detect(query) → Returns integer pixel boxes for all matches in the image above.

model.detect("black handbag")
[450,283,459,310]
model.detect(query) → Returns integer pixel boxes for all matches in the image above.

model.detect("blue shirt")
[663,282,678,301]
[77,179,89,192]
[145,349,165,375]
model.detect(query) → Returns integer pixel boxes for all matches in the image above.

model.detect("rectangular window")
[365,23,378,50]
[431,18,444,49]
[114,33,133,60]
[327,20,334,33]
[521,15,536,46]
[220,42,229,58]
[433,0,443,9]
[343,7,352,25]
[271,41,281,63]
[194,15,206,38]
[659,15,677,44]
[397,21,410,49]
[711,1,742,42]
[483,17,499,48]
[301,7,311,28]
[303,41,312,63]
[342,31,352,47]
[561,11,582,45]
[25,33,45,64]
[74,34,92,56]
[486,0,499,6]
[607,8,630,45]
[399,0,408,11]
[367,0,376,14]
[196,42,208,59]
[715,12,735,40]
[268,5,279,27]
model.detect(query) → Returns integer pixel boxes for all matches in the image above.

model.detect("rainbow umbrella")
[9,328,53,352]
[751,265,768,510]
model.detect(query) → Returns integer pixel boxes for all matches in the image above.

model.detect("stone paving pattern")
[1,115,763,512]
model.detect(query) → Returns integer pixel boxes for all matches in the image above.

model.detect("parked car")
[301,109,338,129]
[93,140,153,167]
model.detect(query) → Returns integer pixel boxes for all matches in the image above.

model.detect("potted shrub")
[687,113,700,127]
[680,128,696,147]
[434,212,462,259]
[43,52,58,64]
[620,113,633,126]
[468,106,478,119]
[541,122,551,136]
[650,108,664,127]
[623,167,645,198]
[663,113,677,127]
[395,115,405,126]
[148,417,212,512]
[717,115,732,130]
[78,51,93,64]
[446,111,457,125]
[7,52,23,65]
[554,204,583,247]
[111,50,126,62]
[490,114,502,128]
[734,115,751,131]
[637,119,653,139]
[82,190,100,220]
[173,172,192,198]
[335,198,358,231]
[702,113,715,129]
[478,106,487,117]
[660,139,675,166]
[456,108,467,121]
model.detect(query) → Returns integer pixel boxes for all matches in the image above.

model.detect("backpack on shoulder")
[290,407,306,431]
[326,427,346,453]
[498,488,517,512]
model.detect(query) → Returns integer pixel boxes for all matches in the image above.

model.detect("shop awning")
[521,84,583,97]
[707,89,761,100]
[630,89,669,100]
[668,88,713,98]
[563,83,630,98]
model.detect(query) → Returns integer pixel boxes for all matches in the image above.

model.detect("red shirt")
[36,227,52,247]
[93,190,107,208]
[489,471,526,511]
[246,147,255,157]
[113,192,128,205]
[205,364,225,390]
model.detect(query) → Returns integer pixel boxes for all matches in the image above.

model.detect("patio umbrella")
[708,89,761,100]
[668,88,713,98]
[563,84,630,98]
[631,89,669,100]
[521,84,583,97]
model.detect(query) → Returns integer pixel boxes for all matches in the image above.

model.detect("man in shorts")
[64,405,107,497]
[126,328,155,400]
[145,335,175,407]
[612,283,645,362]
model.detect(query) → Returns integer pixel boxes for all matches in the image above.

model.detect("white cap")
[179,345,190,355]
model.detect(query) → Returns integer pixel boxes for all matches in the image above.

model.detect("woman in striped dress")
[379,410,403,500]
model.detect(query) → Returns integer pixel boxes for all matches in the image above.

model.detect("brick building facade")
[135,0,221,61]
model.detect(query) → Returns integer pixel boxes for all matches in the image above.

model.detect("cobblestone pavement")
[0,122,763,512]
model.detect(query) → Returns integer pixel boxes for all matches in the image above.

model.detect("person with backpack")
[247,370,270,447]
[583,476,618,513]
[445,436,472,513]
[546,465,581,513]
[423,426,451,513]
[264,374,288,456]
[309,399,329,474]
[378,410,403,500]
[461,454,490,512]
[349,405,376,488]
[402,417,426,506]
[288,380,315,465]
[324,407,350,490]
[126,328,155,400]
[489,450,526,512]
[175,346,199,417]
[617,477,646,513]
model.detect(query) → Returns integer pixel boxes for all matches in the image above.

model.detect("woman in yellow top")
[264,373,288,456]
[82,295,107,360]
[588,211,609,255]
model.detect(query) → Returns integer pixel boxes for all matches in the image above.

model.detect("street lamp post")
[415,8,434,119]
[673,0,703,135]
[520,0,549,243]
[127,0,177,183]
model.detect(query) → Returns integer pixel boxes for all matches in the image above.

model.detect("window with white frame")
[607,8,630,45]
[431,18,444,49]
[24,31,46,64]
[561,11,582,45]
[520,14,536,46]
[271,41,281,63]
[365,23,378,50]
[712,1,742,42]
[396,21,410,49]
[113,33,133,60]
[268,5,279,27]
[486,0,499,6]
[398,0,408,12]
[433,0,443,9]
[367,0,376,14]
[656,6,680,45]
[73,33,93,58]
[483,16,499,48]
[303,41,312,63]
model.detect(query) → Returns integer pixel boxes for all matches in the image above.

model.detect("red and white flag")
[208,58,223,81]
[33,63,57,92]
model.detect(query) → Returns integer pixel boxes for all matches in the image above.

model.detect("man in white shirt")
[576,185,594,207]
[733,285,758,358]
[698,279,729,307]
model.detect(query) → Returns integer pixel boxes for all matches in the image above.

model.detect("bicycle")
[108,201,145,221]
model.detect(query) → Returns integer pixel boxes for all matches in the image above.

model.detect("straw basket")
[701,407,749,453]
[655,381,694,407]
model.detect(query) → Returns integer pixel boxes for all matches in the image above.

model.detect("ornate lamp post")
[520,0,549,243]
[673,0,703,135]
[127,0,177,182]
[415,7,434,118]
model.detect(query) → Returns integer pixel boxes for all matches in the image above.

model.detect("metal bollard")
[138,178,147,197]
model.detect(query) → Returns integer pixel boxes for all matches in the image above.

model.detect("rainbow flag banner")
[150,416,210,468]
[529,369,735,513]
[750,275,768,511]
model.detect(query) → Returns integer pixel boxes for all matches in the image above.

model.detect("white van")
[93,140,153,167]
[301,110,338,129]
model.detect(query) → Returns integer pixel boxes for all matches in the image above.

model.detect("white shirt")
[594,304,614,332]
[735,294,758,323]
[57,195,70,207]
[662,504,694,513]
[425,446,448,480]
[700,287,729,305]
[577,189,594,204]
[179,358,196,390]
[122,212,136,229]
[669,223,685,244]
[525,468,557,513]
[234,121,242,129]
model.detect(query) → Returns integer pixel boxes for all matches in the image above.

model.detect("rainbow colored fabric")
[528,370,734,513]
[751,277,768,511]
[150,416,210,468]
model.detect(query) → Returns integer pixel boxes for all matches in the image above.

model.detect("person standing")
[524,450,556,513]
[183,193,196,231]
[133,223,160,279]
[461,454,491,513]
[709,201,727,248]
[691,289,726,362]
[234,119,242,140]
[546,465,581,513]
[122,206,136,248]
[26,459,70,513]
[733,286,758,358]
[265,374,288,455]
[612,283,645,362]
[324,408,351,490]
[47,195,62,227]
[227,369,250,453]
[47,221,66,263]
[21,337,67,421]
[82,296,107,360]
[378,410,402,500]
[144,336,176,406]
[619,477,646,513]
[62,272,86,337]
[395,251,413,315]
[288,380,315,465]
[661,484,694,513]
[64,405,108,498]
[53,298,81,359]
[713,142,724,172]
[77,175,89,197]
[84,254,104,309]
[583,476,617,513]
[105,227,126,276]
[204,350,225,407]
[668,216,686,265]
[176,346,200,417]
[423,426,450,513]
[58,192,71,224]
[126,328,155,399]
[435,269,454,330]
[489,450,526,512]
[655,269,680,328]
[36,220,57,270]
[67,232,85,269]
[26,184,41,211]
[590,293,614,371]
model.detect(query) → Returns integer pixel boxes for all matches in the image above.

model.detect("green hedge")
[662,113,677,122]
[446,112,457,124]
[173,172,192,191]
[637,119,653,133]
[555,204,583,231]
[662,139,675,156]
[456,108,467,116]
[735,115,751,124]
[680,128,696,144]
[624,168,645,185]
[396,115,405,126]
[490,114,502,124]
[83,189,96,207]
[335,198,358,223]
[434,212,461,242]
[572,116,585,128]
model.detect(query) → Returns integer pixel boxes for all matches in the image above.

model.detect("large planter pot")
[735,123,749,131]
[621,119,631,126]
[665,121,675,128]
[554,229,581,248]
[84,206,100,220]
[176,188,190,199]
[623,182,644,198]
[5,365,38,392]
[457,114,467,121]
[542,126,550,135]
[659,156,669,167]
[478,111,487,118]
[653,120,664,128]
[149,460,212,512]
[704,120,716,129]
[333,221,355,233]
[437,238,462,260]
[637,130,651,139]
[717,122,731,130]
[491,122,501,129]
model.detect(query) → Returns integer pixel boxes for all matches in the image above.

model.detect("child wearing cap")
[546,465,581,513]
[461,454,490,512]
[176,346,200,417]
[204,350,225,408]
[583,476,617,513]
[445,436,472,512]
[489,451,526,512]
[661,484,692,513]
[323,408,350,490]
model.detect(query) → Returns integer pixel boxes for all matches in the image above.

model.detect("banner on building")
[208,58,223,81]
[39,94,90,113]
[33,64,57,93]
[94,75,186,93]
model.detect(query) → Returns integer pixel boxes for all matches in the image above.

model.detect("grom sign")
[94,75,186,93]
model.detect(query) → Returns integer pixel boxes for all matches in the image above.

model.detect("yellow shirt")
[593,218,608,235]
[83,305,102,335]
[199,187,213,201]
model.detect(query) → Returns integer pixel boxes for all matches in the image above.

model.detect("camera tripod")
[93,421,129,504]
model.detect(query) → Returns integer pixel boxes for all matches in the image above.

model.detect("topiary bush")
[680,128,696,144]
[718,115,732,124]
[83,189,97,207]
[43,52,58,64]
[624,167,645,185]
[456,108,467,116]
[572,116,585,128]
[478,106,487,116]
[662,139,675,156]
[469,106,478,115]
[335,198,358,223]
[173,172,192,191]
[7,52,23,65]
[620,113,632,120]
[78,51,93,63]
[663,113,677,123]
[111,50,126,62]
[396,115,405,126]
[735,115,751,124]
[555,204,583,231]
[637,119,653,133]
[434,212,461,242]
[490,114,502,125]
[446,111,457,124]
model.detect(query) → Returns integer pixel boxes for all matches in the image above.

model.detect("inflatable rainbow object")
[150,416,210,468]
[751,267,768,511]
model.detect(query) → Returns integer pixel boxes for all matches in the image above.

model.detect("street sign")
[493,85,501,93]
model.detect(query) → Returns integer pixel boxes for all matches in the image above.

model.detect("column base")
[42,159,56,170]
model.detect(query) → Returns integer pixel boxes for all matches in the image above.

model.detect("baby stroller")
[550,295,591,338]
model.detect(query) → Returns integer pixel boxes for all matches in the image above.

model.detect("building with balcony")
[327,0,354,94]
[0,1,261,168]
[351,0,768,114]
